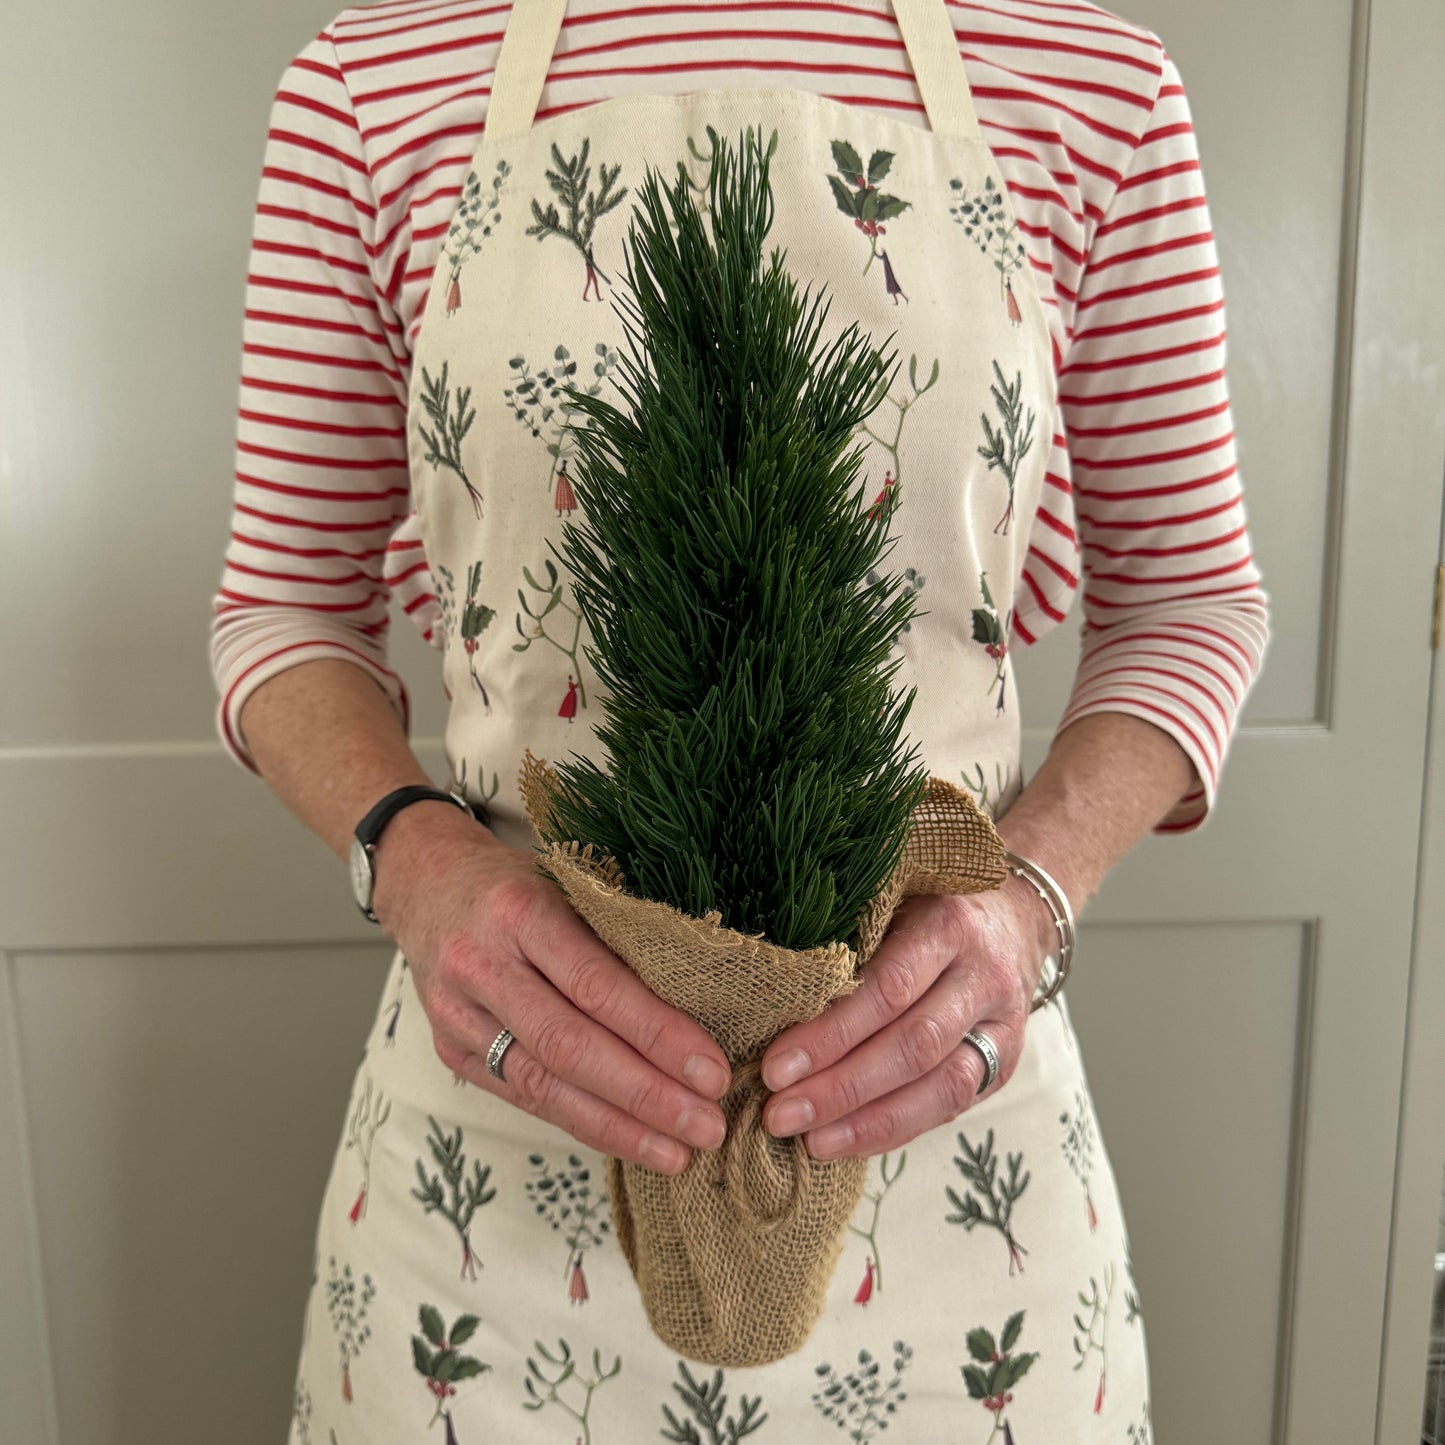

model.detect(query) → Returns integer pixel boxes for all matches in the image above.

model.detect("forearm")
[992,713,1198,954]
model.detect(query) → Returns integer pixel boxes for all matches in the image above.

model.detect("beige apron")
[287,3,1153,1440]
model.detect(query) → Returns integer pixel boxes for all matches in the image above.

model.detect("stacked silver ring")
[962,1028,1000,1094]
[486,1028,516,1081]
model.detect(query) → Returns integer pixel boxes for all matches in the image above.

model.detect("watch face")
[349,837,375,908]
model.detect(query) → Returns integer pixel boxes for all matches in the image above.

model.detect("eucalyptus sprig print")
[343,1073,390,1224]
[411,1115,498,1281]
[541,123,930,951]
[959,1310,1038,1442]
[417,361,483,519]
[659,1360,769,1444]
[948,175,1025,324]
[977,361,1036,535]
[504,342,621,491]
[864,565,925,635]
[527,137,629,300]
[1072,1262,1117,1414]
[292,1380,314,1445]
[970,572,1010,716]
[325,1256,375,1403]
[524,1152,611,1305]
[1058,1085,1099,1232]
[521,1336,621,1444]
[857,352,942,516]
[811,1340,913,1440]
[412,1304,491,1436]
[945,1126,1031,1276]
[827,139,912,283]
[846,1149,908,1300]
[443,157,511,314]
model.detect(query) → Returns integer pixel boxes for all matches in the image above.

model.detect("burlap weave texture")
[518,747,1008,1367]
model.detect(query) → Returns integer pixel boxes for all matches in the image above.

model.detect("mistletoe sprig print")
[948,175,1026,324]
[812,1340,913,1440]
[325,1256,375,1403]
[1072,1262,1118,1414]
[526,137,629,300]
[681,124,779,218]
[450,756,499,825]
[504,342,620,492]
[857,352,942,516]
[411,1115,498,1282]
[521,1336,621,1444]
[524,1152,611,1305]
[343,1073,390,1224]
[970,572,1010,716]
[412,1304,491,1433]
[959,761,1012,818]
[442,157,512,315]
[945,1126,1031,1276]
[417,361,483,520]
[512,554,588,716]
[827,139,911,277]
[960,1310,1038,1441]
[847,1149,908,1301]
[660,1360,769,1444]
[978,361,1036,536]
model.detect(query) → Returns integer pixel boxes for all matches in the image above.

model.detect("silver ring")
[961,1028,1000,1094]
[485,1028,516,1082]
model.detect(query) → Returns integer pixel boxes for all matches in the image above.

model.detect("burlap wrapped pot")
[518,747,1008,1367]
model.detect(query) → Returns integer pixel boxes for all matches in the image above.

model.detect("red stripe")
[225,558,373,588]
[231,530,392,562]
[241,374,402,408]
[238,407,405,440]
[1083,580,1260,609]
[234,501,400,535]
[1078,662,1229,727]
[1027,542,1079,588]
[1071,430,1232,473]
[1086,523,1247,560]
[1081,633,1242,703]
[386,559,433,586]
[1059,366,1226,408]
[217,587,385,614]
[1066,398,1229,438]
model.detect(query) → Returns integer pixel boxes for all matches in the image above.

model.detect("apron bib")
[287,6,1153,1440]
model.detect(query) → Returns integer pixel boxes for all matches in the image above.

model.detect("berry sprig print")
[524,1152,611,1305]
[512,555,588,716]
[411,1115,498,1281]
[1071,1262,1117,1413]
[435,563,496,709]
[856,352,941,518]
[959,761,1012,818]
[970,572,1011,716]
[521,1336,621,1444]
[680,124,779,219]
[412,1304,491,1435]
[977,361,1036,536]
[442,157,511,315]
[944,1126,1031,1276]
[947,175,1026,324]
[503,343,620,494]
[417,361,483,520]
[526,138,629,301]
[324,1256,375,1403]
[811,1340,913,1440]
[343,1073,391,1224]
[959,1310,1038,1443]
[826,139,912,282]
[659,1360,769,1443]
[1058,1086,1099,1232]
[846,1149,908,1302]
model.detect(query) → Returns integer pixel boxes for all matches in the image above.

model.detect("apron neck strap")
[483,0,984,144]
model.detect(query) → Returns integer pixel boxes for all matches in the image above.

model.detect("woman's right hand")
[369,801,732,1175]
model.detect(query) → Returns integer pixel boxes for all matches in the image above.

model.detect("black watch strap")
[355,785,471,849]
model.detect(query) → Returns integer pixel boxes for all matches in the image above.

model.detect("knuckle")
[432,1031,467,1076]
[942,1046,983,1113]
[833,1064,872,1117]
[507,1048,555,1106]
[484,878,539,940]
[873,952,920,1015]
[624,1074,669,1128]
[902,1012,949,1075]
[530,1012,590,1080]
[568,954,621,1020]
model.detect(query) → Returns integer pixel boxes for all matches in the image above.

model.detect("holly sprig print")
[857,352,941,514]
[948,175,1026,322]
[512,555,588,708]
[521,1337,621,1444]
[660,1360,769,1443]
[412,1304,491,1430]
[945,1126,1030,1276]
[325,1256,375,1403]
[417,361,483,519]
[827,140,911,273]
[812,1340,913,1440]
[504,342,620,490]
[978,361,1035,536]
[960,1310,1038,1441]
[1058,1085,1099,1232]
[411,1115,497,1281]
[343,1073,390,1224]
[525,1152,611,1305]
[442,157,511,315]
[846,1149,907,1299]
[1072,1262,1117,1414]
[970,572,1010,716]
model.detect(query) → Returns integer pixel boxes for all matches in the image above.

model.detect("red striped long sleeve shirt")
[210,0,1270,832]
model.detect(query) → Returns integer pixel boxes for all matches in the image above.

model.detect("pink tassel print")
[1095,1369,1106,1414]
[1005,277,1021,325]
[446,274,461,315]
[569,1260,589,1305]
[348,1187,366,1225]
[854,1257,875,1305]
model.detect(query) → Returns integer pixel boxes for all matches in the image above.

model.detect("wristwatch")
[349,785,474,923]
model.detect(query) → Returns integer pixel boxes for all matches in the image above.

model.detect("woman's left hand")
[759,881,1051,1159]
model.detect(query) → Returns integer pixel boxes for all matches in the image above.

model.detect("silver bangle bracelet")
[1003,850,1075,1012]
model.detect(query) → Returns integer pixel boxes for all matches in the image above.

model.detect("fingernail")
[684,1054,731,1098]
[808,1122,854,1159]
[764,1049,810,1091]
[679,1107,727,1151]
[768,1097,814,1136]
[642,1133,688,1173]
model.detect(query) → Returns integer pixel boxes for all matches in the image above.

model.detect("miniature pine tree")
[541,123,931,952]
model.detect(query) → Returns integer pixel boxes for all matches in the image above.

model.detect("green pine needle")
[541,123,931,951]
